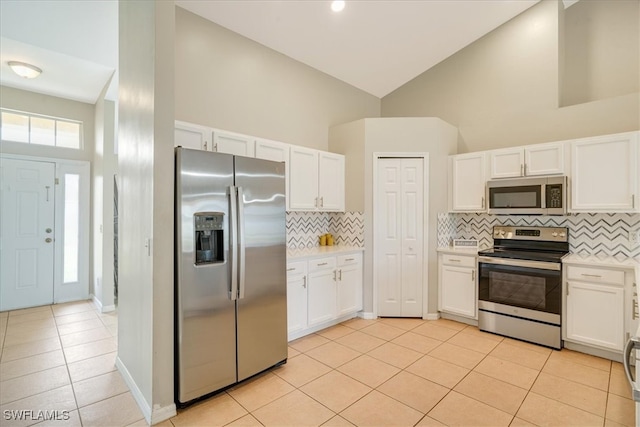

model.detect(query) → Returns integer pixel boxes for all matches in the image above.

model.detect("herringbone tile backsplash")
[438,213,640,260]
[286,212,364,248]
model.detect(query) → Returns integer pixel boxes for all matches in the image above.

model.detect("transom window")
[0,109,83,150]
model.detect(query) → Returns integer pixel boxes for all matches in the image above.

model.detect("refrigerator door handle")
[229,185,238,300]
[237,186,246,299]
[623,335,640,401]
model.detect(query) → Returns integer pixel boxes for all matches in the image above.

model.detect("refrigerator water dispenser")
[194,212,224,264]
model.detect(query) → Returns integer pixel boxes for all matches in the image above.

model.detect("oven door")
[478,256,562,324]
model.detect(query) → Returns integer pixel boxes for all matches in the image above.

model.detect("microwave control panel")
[546,184,563,208]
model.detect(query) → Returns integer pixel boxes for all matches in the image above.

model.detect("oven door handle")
[478,256,561,271]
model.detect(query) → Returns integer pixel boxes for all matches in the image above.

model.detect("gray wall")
[117,0,175,422]
[381,0,640,153]
[174,7,380,152]
[330,118,458,315]
[0,86,95,161]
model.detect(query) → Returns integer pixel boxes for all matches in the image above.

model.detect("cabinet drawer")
[441,254,476,268]
[287,261,307,277]
[337,253,362,266]
[308,257,336,273]
[566,265,624,285]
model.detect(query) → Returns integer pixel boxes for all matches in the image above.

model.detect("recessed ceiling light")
[331,1,345,12]
[8,61,42,79]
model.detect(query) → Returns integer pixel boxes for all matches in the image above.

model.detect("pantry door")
[376,158,424,317]
[0,158,56,311]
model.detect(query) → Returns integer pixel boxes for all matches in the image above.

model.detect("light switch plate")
[630,230,640,246]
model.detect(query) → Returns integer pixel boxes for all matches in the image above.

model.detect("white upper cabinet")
[318,152,345,211]
[489,142,565,179]
[570,132,639,212]
[449,152,486,212]
[213,129,255,157]
[174,120,212,151]
[255,138,289,163]
[289,146,319,211]
[289,147,345,212]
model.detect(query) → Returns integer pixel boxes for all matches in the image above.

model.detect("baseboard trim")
[115,357,177,425]
[359,312,376,320]
[91,294,116,313]
[424,313,440,321]
[115,357,152,424]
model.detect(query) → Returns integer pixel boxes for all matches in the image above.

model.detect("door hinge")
[55,178,60,185]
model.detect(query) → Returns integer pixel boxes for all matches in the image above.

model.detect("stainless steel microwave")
[486,176,567,215]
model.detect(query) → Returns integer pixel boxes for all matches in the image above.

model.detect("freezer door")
[175,148,237,403]
[234,156,288,381]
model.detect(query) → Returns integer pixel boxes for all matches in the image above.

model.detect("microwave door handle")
[541,184,546,209]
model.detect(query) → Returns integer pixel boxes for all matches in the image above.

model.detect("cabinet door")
[287,273,307,337]
[439,265,476,318]
[255,139,289,163]
[213,130,255,157]
[490,147,524,179]
[307,269,336,326]
[566,281,624,351]
[174,121,211,151]
[450,153,486,211]
[525,142,564,176]
[571,133,638,212]
[337,258,362,316]
[318,152,345,212]
[289,146,319,210]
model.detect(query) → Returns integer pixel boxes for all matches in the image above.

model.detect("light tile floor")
[0,302,636,426]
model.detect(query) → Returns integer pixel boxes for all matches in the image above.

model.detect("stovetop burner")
[477,247,567,263]
[478,225,569,263]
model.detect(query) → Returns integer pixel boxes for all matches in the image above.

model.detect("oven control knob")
[559,232,566,237]
[552,232,558,237]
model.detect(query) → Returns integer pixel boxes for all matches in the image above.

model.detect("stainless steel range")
[477,225,569,349]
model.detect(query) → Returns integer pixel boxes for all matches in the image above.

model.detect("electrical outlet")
[465,223,471,233]
[630,229,640,245]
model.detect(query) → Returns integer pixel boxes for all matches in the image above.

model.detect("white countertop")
[437,247,480,256]
[562,253,640,269]
[287,246,364,260]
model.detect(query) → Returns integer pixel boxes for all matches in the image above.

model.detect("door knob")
[45,238,53,243]
[46,228,52,233]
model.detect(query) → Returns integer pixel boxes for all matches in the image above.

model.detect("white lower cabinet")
[438,252,477,320]
[563,263,637,354]
[307,257,337,327]
[337,253,363,316]
[286,262,308,337]
[287,251,363,341]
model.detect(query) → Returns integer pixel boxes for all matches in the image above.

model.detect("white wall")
[174,7,380,152]
[117,0,175,423]
[92,96,117,312]
[381,0,640,153]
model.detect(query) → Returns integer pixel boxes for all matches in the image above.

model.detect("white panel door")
[1,159,55,311]
[377,158,424,317]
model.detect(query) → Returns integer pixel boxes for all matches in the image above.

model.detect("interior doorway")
[375,155,428,318]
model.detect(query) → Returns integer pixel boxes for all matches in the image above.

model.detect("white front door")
[1,158,56,311]
[377,158,424,317]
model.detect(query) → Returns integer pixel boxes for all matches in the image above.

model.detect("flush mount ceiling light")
[8,61,42,79]
[331,0,345,12]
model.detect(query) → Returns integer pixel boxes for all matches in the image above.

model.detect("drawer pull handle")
[448,259,461,262]
[318,262,328,266]
[287,267,295,271]
[345,258,355,261]
[581,273,602,278]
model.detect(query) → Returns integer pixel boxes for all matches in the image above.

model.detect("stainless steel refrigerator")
[175,147,287,405]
